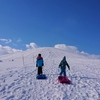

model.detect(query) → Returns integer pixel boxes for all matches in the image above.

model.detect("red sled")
[58,76,70,84]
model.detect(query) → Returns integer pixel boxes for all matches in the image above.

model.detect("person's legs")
[37,67,39,75]
[60,69,66,76]
[63,70,66,77]
[60,69,63,75]
[38,67,41,75]
[40,67,43,74]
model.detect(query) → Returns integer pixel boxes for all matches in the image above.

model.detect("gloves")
[58,66,60,68]
[42,63,44,66]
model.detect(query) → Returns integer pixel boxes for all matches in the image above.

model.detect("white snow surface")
[0,47,100,100]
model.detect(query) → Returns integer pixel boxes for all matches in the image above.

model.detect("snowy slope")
[0,47,100,100]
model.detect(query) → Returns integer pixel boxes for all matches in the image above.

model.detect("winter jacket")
[59,56,70,70]
[36,56,44,67]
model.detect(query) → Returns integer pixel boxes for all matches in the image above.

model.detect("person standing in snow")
[36,54,44,75]
[59,56,70,77]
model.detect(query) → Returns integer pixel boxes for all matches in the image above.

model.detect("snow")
[0,47,100,100]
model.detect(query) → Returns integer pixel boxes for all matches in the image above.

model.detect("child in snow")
[59,56,70,77]
[36,54,44,75]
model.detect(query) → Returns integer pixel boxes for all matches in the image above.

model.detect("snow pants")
[38,67,43,75]
[60,68,66,76]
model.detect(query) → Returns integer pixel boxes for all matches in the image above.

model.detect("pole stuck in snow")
[22,55,25,66]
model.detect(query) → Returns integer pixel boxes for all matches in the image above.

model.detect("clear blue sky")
[0,0,100,55]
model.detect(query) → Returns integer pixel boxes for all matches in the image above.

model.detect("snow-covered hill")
[0,47,100,100]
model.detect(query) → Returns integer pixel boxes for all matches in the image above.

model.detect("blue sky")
[0,0,100,55]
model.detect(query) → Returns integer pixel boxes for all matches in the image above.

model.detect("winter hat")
[62,56,66,61]
[38,54,41,56]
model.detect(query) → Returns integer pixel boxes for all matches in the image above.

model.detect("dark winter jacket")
[36,56,44,67]
[59,56,70,70]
